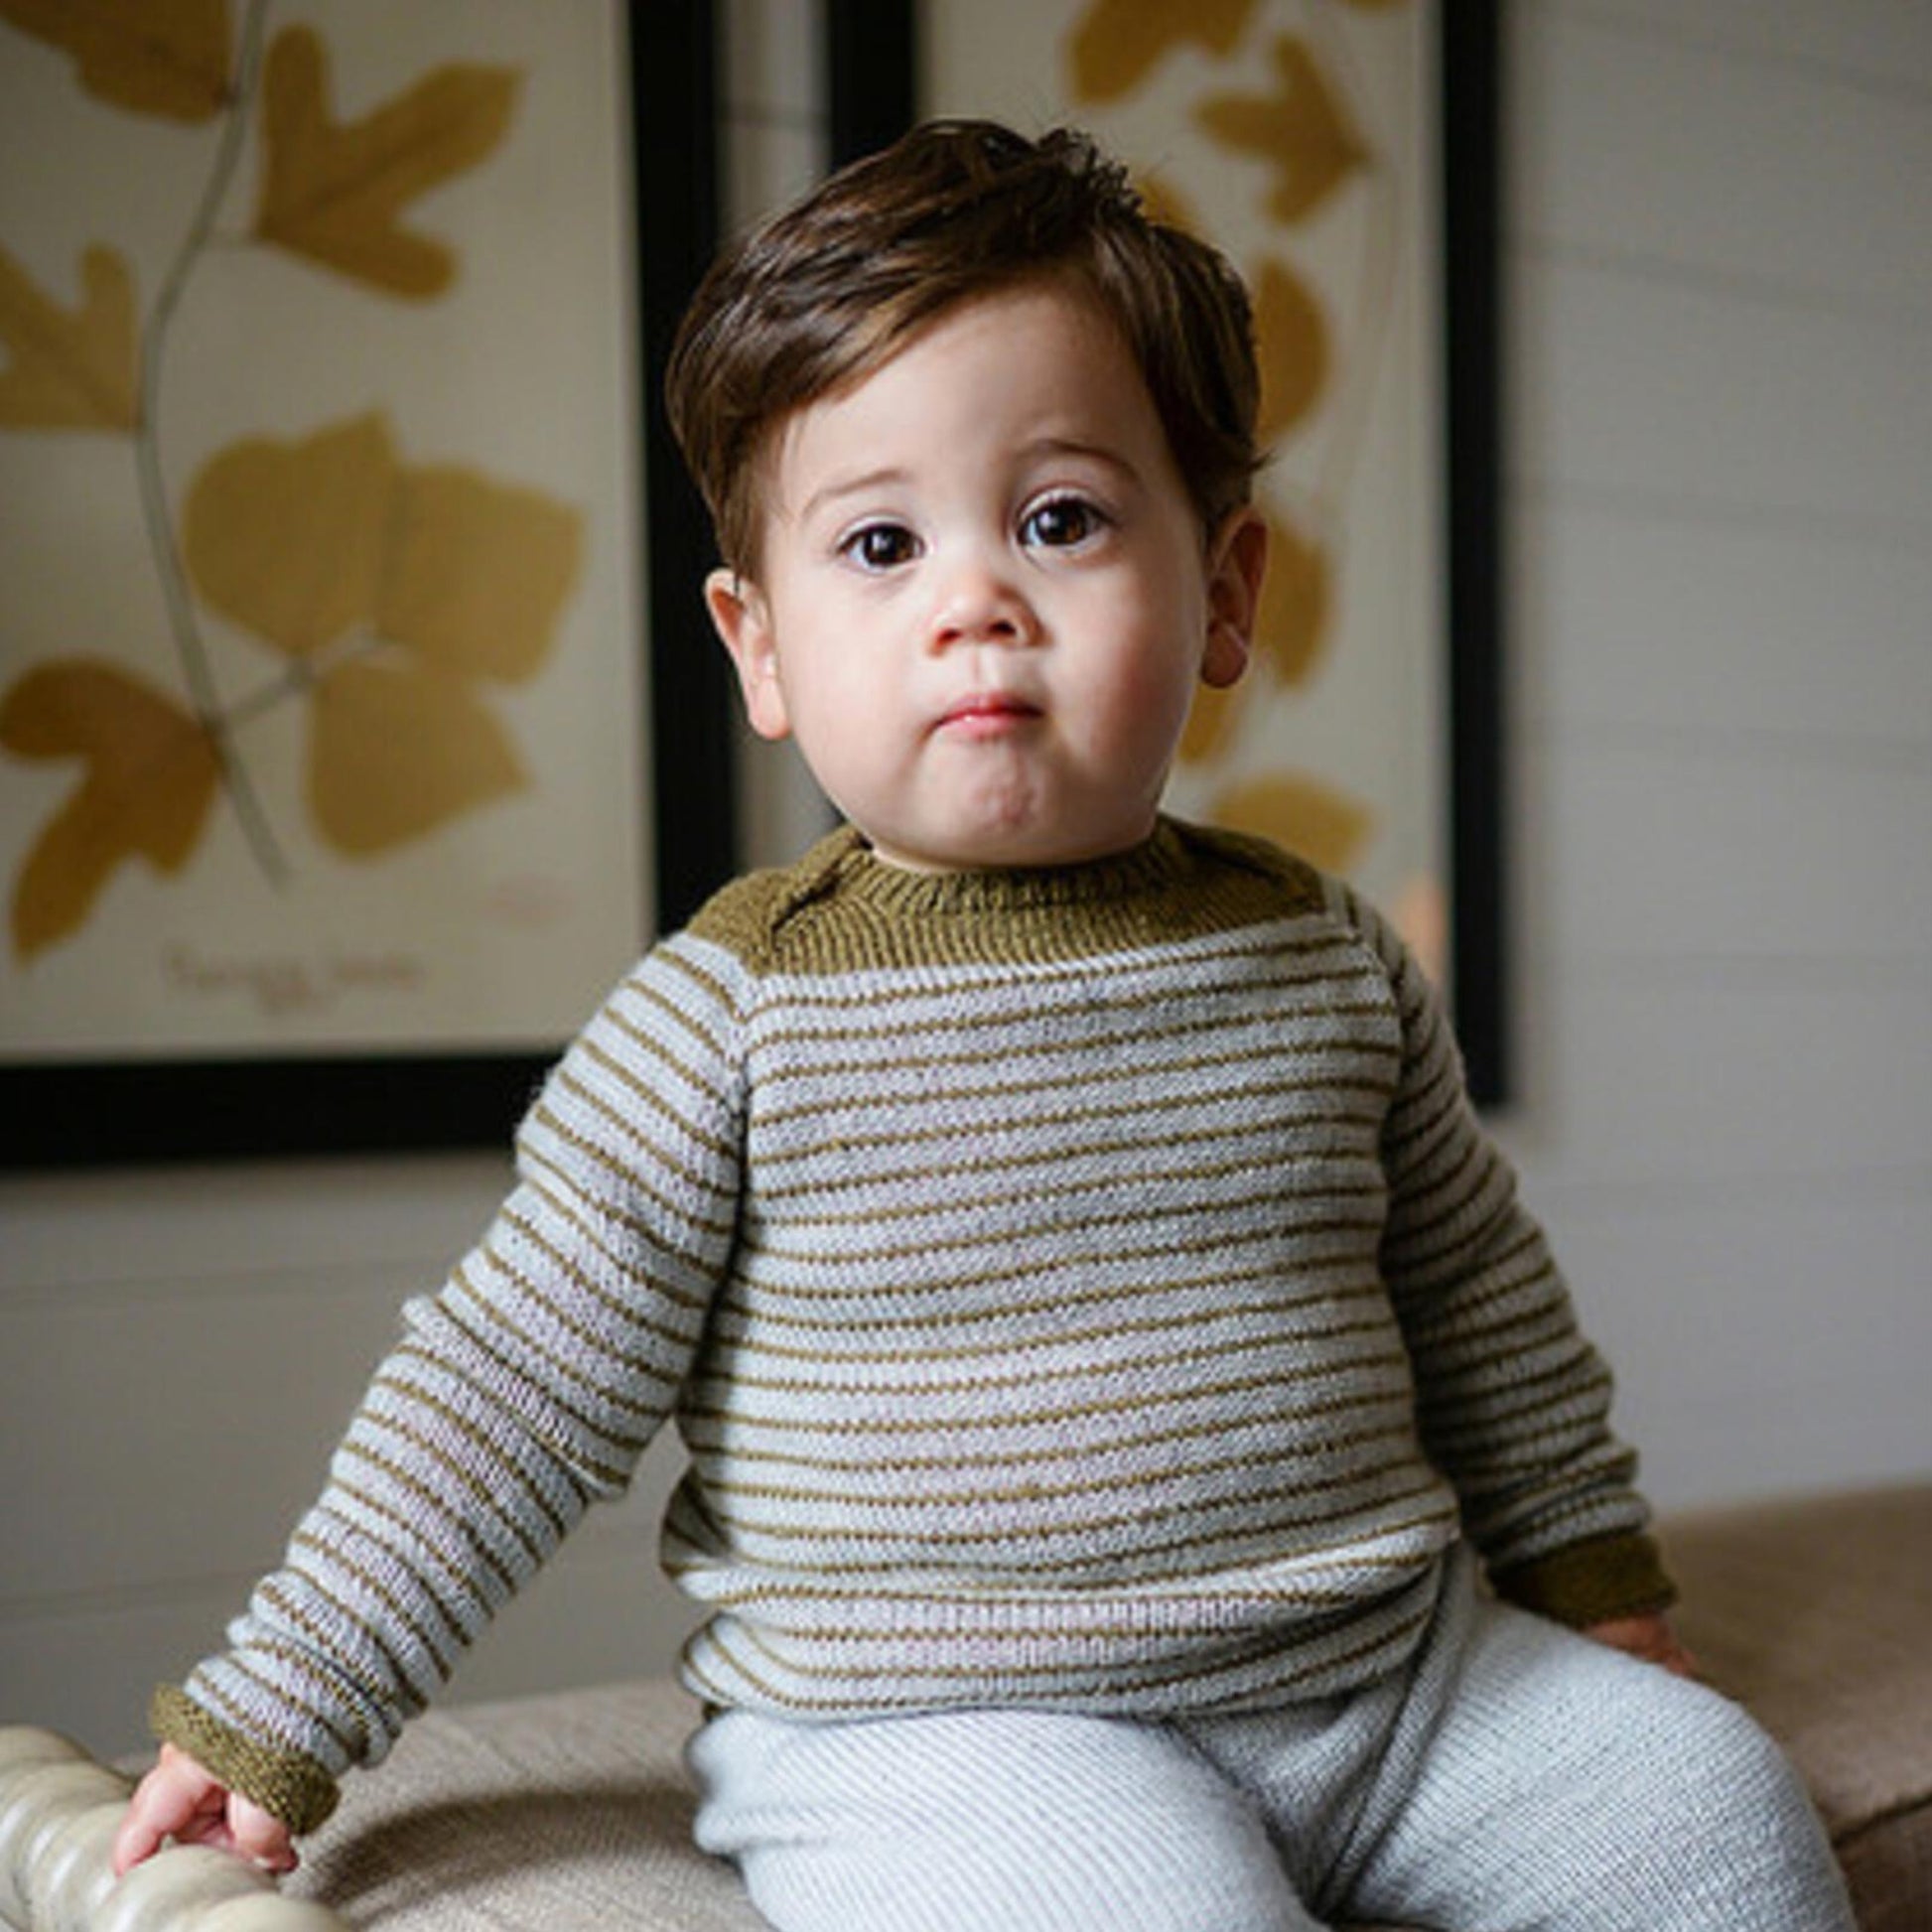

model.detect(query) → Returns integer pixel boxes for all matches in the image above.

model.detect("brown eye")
[843,522,919,570]
[1022,496,1104,549]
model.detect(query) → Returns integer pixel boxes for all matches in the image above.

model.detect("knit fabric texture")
[690,1550,1851,1932]
[156,819,1670,1831]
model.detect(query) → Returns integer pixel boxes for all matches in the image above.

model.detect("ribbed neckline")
[827,819,1195,920]
[684,816,1328,975]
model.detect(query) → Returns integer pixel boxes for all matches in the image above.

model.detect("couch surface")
[1662,1484,1932,1932]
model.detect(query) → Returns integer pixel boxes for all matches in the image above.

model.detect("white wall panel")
[4,1269,443,1599]
[1514,256,1931,529]
[0,1154,508,1297]
[1535,745,1932,963]
[1541,0,1932,93]
[1622,1367,1932,1514]
[1514,503,1932,744]
[1547,1194,1932,1506]
[1518,9,1932,314]
[1497,0,1929,1546]
[1503,978,1930,1182]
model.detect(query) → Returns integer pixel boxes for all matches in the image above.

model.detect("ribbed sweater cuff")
[150,1684,341,1835]
[1490,1531,1678,1628]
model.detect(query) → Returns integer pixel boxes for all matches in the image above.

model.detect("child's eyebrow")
[795,439,1144,528]
[793,467,912,527]
[1020,436,1142,482]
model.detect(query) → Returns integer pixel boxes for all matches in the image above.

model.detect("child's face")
[705,281,1266,872]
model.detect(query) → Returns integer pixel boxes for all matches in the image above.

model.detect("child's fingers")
[227,1795,300,1874]
[112,1749,217,1875]
[1582,1611,1701,1681]
[110,1804,166,1877]
[109,1744,296,1878]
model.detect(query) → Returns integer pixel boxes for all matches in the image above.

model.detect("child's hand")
[1583,1610,1699,1680]
[111,1742,299,1878]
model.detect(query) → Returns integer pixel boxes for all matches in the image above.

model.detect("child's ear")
[1201,507,1269,690]
[705,568,792,741]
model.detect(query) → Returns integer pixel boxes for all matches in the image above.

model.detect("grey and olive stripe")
[158,819,1669,1833]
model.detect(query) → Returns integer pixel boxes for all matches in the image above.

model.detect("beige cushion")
[280,1484,1932,1929]
[286,1679,754,1929]
[1664,1483,1932,1932]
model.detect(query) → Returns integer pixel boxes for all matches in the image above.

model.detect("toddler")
[117,120,1854,1931]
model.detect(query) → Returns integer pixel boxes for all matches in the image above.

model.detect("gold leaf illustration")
[183,412,579,854]
[1132,193,1329,445]
[184,413,393,658]
[1196,36,1371,224]
[1178,514,1331,767]
[1209,772,1374,874]
[0,242,139,430]
[1254,256,1329,443]
[0,0,230,124]
[253,24,520,298]
[1254,512,1330,689]
[309,657,523,855]
[1179,678,1244,765]
[0,660,219,959]
[1135,172,1197,235]
[185,413,584,679]
[1066,0,1259,103]
[378,467,583,683]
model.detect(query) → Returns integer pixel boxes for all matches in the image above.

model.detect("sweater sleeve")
[150,936,750,1833]
[1335,885,1675,1629]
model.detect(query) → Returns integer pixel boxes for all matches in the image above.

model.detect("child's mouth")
[935,693,1041,740]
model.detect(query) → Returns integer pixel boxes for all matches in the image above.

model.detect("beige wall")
[3,0,1927,1759]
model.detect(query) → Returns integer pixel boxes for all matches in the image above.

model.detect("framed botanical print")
[0,0,723,1163]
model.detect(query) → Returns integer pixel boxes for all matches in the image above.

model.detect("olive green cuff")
[149,1684,341,1836]
[1490,1530,1678,1628]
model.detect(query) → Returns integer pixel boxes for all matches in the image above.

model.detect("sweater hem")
[150,1683,342,1836]
[1490,1531,1678,1627]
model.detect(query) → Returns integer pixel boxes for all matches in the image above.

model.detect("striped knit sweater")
[155,818,1672,1833]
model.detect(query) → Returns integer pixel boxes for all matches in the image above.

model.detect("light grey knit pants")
[687,1551,1855,1932]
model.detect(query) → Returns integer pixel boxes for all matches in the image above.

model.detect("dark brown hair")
[665,119,1262,573]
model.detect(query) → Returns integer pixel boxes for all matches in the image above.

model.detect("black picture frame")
[1,1,728,1169]
[1439,0,1510,1109]
[834,0,1511,1106]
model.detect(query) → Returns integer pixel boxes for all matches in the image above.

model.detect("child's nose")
[927,555,1038,651]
